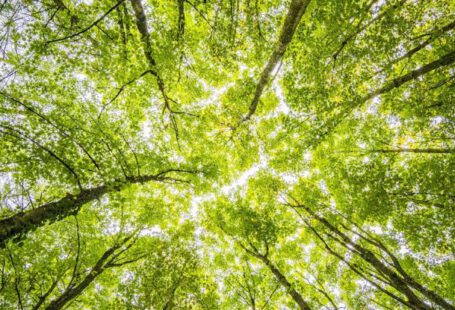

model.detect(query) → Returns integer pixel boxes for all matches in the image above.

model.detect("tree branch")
[46,0,125,44]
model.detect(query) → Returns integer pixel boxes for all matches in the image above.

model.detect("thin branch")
[7,248,23,310]
[389,19,455,67]
[32,273,63,310]
[368,148,455,154]
[184,0,214,30]
[332,0,406,62]
[46,0,125,44]
[0,91,101,172]
[67,216,81,289]
[0,125,82,190]
[98,69,156,118]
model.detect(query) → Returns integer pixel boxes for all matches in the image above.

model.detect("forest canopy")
[0,0,454,309]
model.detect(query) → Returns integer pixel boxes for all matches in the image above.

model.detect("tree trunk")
[258,254,312,310]
[296,204,451,310]
[0,170,195,245]
[45,238,128,310]
[313,50,455,148]
[244,0,311,121]
[0,185,108,245]
[363,50,455,102]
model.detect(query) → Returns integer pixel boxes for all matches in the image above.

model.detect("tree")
[1,0,454,308]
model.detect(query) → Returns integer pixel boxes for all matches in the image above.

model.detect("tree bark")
[294,204,454,310]
[313,50,455,147]
[363,50,455,103]
[0,170,197,245]
[259,255,312,310]
[130,0,181,139]
[45,235,135,310]
[0,185,107,246]
[238,241,312,310]
[243,0,311,121]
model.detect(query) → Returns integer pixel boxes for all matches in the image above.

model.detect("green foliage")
[0,0,454,309]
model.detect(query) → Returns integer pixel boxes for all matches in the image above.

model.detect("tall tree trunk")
[130,0,180,139]
[238,241,312,310]
[0,170,196,245]
[293,203,454,310]
[129,0,168,103]
[389,20,455,66]
[363,50,455,102]
[259,255,312,310]
[45,235,136,310]
[0,185,107,246]
[313,50,455,147]
[243,0,311,121]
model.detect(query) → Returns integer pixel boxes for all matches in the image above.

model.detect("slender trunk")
[258,254,311,310]
[130,0,156,66]
[177,0,185,42]
[313,50,455,147]
[371,236,455,310]
[32,277,60,310]
[297,205,432,309]
[130,0,180,138]
[389,20,455,66]
[363,50,455,103]
[129,0,166,98]
[243,0,311,121]
[45,271,99,310]
[337,215,454,309]
[236,239,312,309]
[45,239,127,310]
[295,211,412,307]
[297,204,454,310]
